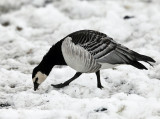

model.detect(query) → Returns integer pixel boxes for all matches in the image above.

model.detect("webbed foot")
[51,82,69,88]
[98,85,104,89]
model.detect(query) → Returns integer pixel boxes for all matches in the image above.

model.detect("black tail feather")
[129,51,156,69]
[130,61,148,70]
[133,52,156,63]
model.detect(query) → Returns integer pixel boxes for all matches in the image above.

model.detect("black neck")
[38,40,66,75]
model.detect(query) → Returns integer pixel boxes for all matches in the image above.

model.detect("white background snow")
[0,0,160,119]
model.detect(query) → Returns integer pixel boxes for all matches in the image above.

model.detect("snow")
[0,0,160,119]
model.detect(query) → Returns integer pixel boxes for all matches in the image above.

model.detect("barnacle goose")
[32,30,155,91]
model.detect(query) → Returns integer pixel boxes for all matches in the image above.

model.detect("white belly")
[99,63,119,69]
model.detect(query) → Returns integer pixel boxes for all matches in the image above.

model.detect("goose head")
[32,67,47,91]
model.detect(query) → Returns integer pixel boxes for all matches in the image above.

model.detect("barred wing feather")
[69,31,130,65]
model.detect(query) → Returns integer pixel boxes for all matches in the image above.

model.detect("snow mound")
[0,0,160,119]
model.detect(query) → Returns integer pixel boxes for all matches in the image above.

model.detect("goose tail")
[131,51,156,70]
[134,52,155,63]
[116,45,156,70]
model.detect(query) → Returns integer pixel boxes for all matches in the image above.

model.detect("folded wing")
[69,30,155,70]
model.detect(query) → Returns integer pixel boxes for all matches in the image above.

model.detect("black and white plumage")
[32,30,155,91]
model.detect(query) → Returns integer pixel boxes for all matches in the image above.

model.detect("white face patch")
[32,71,47,84]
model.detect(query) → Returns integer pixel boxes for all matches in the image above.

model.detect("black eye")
[35,78,38,83]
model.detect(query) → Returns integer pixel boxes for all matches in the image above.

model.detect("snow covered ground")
[0,0,160,119]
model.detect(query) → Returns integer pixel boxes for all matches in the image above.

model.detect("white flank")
[62,37,101,73]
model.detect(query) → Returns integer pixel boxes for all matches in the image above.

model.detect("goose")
[32,30,155,91]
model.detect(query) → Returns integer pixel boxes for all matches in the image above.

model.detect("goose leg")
[96,70,104,89]
[51,72,82,88]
